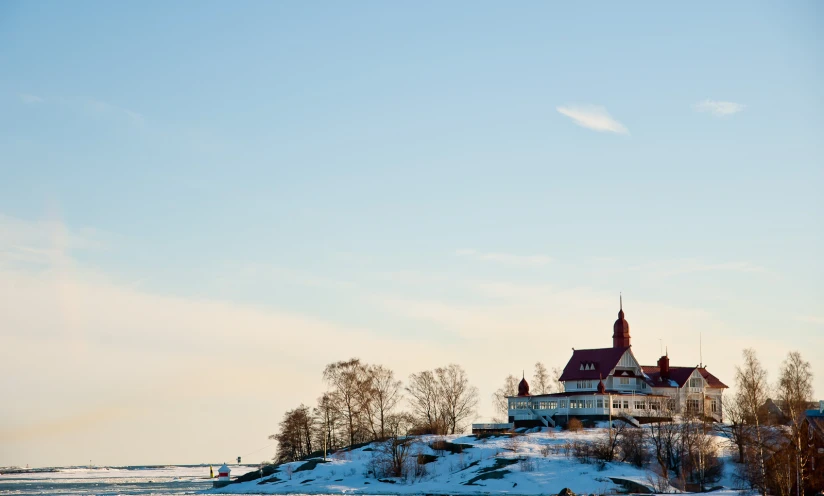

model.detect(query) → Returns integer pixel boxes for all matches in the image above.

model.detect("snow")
[210,428,743,495]
[0,464,259,495]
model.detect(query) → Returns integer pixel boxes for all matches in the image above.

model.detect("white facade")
[508,348,725,423]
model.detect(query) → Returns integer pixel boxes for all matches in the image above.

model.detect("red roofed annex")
[500,298,727,430]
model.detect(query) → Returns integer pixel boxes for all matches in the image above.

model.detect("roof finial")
[522,370,524,380]
[620,292,622,311]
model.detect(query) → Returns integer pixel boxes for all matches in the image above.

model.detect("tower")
[612,295,631,348]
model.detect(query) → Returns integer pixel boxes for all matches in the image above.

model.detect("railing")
[472,423,514,430]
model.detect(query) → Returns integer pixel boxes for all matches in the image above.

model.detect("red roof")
[559,347,630,382]
[641,365,728,389]
[699,368,728,388]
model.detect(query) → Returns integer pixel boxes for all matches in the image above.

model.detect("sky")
[0,1,822,468]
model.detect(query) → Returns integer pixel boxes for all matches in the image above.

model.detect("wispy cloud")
[693,99,745,117]
[88,99,145,126]
[556,104,629,135]
[19,93,44,104]
[455,249,551,267]
[625,259,768,278]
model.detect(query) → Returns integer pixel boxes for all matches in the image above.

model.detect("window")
[711,400,718,413]
[641,382,647,389]
[667,399,676,411]
[560,400,566,409]
[613,399,621,409]
[549,401,557,409]
[619,377,632,385]
[689,378,703,388]
[650,401,660,411]
[576,380,593,389]
[687,399,701,412]
[635,401,646,410]
[586,400,593,408]
[622,400,629,409]
[596,399,604,408]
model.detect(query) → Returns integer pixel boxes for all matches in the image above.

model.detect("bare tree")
[678,414,723,489]
[551,366,564,393]
[367,364,403,439]
[646,403,680,483]
[323,358,368,446]
[735,348,769,495]
[721,394,749,463]
[313,392,343,456]
[776,351,814,496]
[370,412,417,478]
[270,404,315,463]
[533,362,551,395]
[406,370,444,433]
[436,364,479,434]
[491,374,519,421]
[595,418,629,462]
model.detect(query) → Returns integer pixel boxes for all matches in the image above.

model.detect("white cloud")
[556,104,629,135]
[19,93,44,104]
[693,99,746,117]
[456,249,551,267]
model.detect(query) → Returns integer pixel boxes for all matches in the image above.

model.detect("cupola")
[517,375,530,396]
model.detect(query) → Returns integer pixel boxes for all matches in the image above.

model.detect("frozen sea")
[0,465,259,495]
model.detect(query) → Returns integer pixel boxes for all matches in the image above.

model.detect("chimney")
[657,355,670,381]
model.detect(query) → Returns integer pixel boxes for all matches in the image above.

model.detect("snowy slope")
[209,428,720,495]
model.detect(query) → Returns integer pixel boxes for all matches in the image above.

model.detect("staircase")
[529,408,556,428]
[619,412,641,427]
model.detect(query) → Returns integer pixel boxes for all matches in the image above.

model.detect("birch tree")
[406,369,443,433]
[323,358,368,446]
[367,364,402,439]
[776,351,814,496]
[532,362,551,395]
[492,374,519,421]
[436,364,479,434]
[735,348,769,495]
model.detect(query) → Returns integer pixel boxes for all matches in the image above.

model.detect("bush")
[572,440,594,464]
[618,430,649,468]
[592,439,616,462]
[519,457,536,472]
[567,417,583,432]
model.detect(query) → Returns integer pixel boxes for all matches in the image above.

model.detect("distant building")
[506,300,727,428]
[804,401,824,488]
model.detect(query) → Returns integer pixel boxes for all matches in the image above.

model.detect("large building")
[505,301,727,428]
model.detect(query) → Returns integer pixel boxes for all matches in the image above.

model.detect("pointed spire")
[620,292,622,311]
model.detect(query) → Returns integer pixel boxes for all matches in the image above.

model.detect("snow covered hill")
[210,427,740,495]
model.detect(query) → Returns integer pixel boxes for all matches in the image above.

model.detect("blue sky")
[1,1,822,467]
